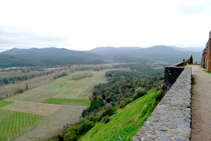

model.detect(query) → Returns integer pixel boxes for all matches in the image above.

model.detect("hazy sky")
[0,0,211,51]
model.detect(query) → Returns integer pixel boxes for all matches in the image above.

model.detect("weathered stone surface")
[131,136,141,141]
[157,135,171,141]
[175,137,185,141]
[132,67,192,141]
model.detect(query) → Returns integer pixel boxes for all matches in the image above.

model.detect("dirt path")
[190,65,211,141]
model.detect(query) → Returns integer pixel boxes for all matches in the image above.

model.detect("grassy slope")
[79,89,160,141]
[42,98,90,106]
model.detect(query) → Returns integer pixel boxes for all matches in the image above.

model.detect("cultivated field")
[0,101,45,141]
[38,70,107,99]
[0,68,110,140]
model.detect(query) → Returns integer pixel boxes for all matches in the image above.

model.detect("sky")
[0,0,211,52]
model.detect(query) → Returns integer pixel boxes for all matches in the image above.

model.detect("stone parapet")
[132,67,192,141]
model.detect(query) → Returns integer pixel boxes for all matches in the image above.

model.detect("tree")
[26,83,28,90]
[189,55,193,64]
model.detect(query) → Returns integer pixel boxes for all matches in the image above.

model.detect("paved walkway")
[190,65,211,141]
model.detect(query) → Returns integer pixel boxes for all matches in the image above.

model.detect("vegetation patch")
[1,102,61,116]
[42,98,90,106]
[191,75,196,85]
[6,89,59,103]
[0,109,44,141]
[0,100,15,108]
[40,70,107,99]
[79,89,161,141]
[71,72,93,80]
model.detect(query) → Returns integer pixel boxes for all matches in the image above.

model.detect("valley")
[0,46,195,141]
[0,66,112,140]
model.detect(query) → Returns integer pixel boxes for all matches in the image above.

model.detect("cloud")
[0,25,71,52]
[176,0,211,17]
[0,0,210,51]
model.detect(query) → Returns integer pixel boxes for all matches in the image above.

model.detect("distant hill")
[0,46,203,68]
[0,54,33,68]
[89,46,202,63]
[2,47,103,59]
[0,48,106,68]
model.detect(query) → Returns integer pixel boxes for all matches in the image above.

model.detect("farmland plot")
[0,101,45,141]
[39,70,107,99]
[0,69,109,140]
[6,89,59,103]
[15,106,86,140]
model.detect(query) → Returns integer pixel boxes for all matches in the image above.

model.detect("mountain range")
[89,45,202,63]
[0,46,202,68]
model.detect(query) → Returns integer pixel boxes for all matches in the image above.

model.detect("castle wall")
[207,40,211,72]
[132,64,192,141]
[201,31,211,72]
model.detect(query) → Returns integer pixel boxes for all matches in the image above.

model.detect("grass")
[0,84,11,88]
[0,109,44,140]
[0,100,15,108]
[191,75,196,85]
[0,100,45,140]
[42,98,90,106]
[0,72,56,99]
[79,89,160,141]
[6,89,59,103]
[0,68,111,140]
[38,70,107,99]
[16,106,86,140]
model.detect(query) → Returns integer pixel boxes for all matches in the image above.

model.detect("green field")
[38,70,107,99]
[42,98,90,106]
[1,69,109,140]
[0,101,45,140]
[79,89,160,141]
[0,100,14,108]
[16,106,86,140]
[6,89,59,103]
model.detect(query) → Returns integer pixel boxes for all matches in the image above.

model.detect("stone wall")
[164,66,184,89]
[132,66,192,141]
[201,31,211,72]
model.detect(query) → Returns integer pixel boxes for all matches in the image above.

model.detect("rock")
[175,137,185,141]
[153,127,167,131]
[144,121,150,125]
[133,122,136,128]
[171,117,191,127]
[151,122,165,126]
[118,136,122,140]
[131,136,141,141]
[157,135,171,141]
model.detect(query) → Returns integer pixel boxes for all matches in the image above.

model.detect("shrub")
[78,120,95,135]
[155,91,165,102]
[105,117,110,123]
[64,132,77,141]
[102,107,117,117]
[89,116,101,122]
[133,90,147,100]
[119,98,133,108]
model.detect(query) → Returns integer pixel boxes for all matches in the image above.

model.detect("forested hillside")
[0,48,106,68]
[0,54,33,68]
[0,46,201,68]
[89,45,202,63]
